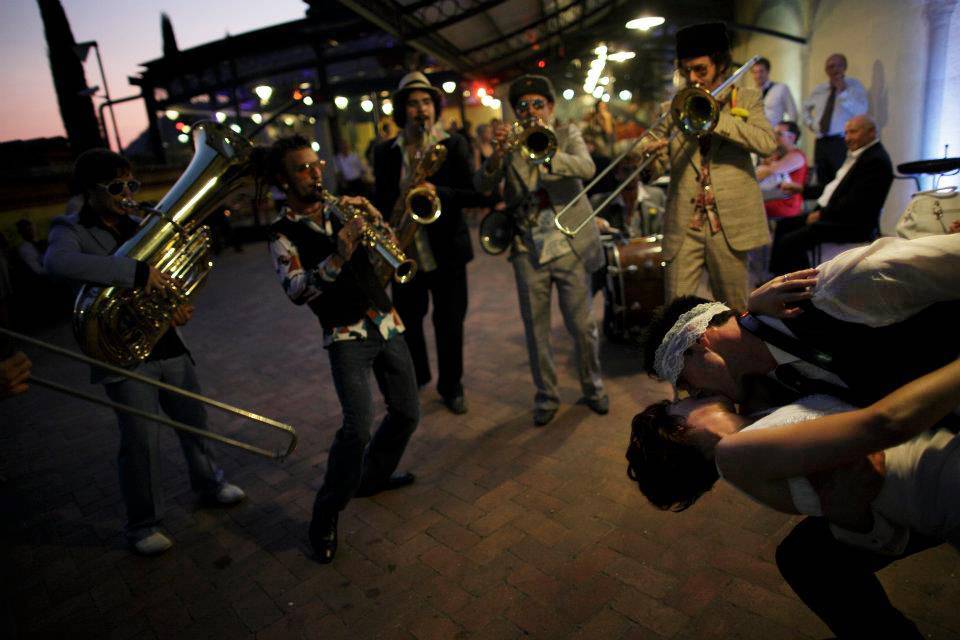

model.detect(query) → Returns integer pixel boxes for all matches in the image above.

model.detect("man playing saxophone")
[44,149,245,557]
[373,71,477,415]
[476,75,607,427]
[265,136,419,564]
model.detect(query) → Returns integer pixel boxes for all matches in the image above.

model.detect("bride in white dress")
[626,359,960,550]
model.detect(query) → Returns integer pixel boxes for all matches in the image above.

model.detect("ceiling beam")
[404,0,512,40]
[335,0,472,73]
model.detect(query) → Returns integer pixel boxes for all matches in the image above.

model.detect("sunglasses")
[516,98,546,113]
[294,160,325,174]
[682,63,712,76]
[99,179,141,196]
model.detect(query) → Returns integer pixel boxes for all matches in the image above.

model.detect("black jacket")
[373,132,479,267]
[815,141,893,242]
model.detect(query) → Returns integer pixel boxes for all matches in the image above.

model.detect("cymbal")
[897,157,960,175]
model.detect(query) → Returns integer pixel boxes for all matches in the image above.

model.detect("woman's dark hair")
[778,120,801,142]
[70,148,131,195]
[625,401,720,511]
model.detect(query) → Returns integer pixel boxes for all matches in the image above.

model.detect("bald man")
[770,114,892,273]
[802,53,869,186]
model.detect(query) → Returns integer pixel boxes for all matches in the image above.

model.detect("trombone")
[1,327,298,460]
[554,55,762,237]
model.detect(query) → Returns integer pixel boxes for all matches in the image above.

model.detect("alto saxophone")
[315,184,417,284]
[74,122,253,367]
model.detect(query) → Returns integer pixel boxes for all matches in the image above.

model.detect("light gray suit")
[648,84,778,310]
[476,122,605,412]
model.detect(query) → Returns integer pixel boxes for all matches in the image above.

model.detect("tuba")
[74,122,253,366]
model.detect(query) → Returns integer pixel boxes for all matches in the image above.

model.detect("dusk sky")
[0,0,308,146]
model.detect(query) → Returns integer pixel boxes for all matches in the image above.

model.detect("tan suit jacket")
[475,122,603,272]
[648,85,778,261]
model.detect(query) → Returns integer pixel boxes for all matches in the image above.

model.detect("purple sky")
[0,0,308,146]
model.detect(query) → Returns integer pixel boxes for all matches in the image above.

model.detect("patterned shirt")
[268,207,405,347]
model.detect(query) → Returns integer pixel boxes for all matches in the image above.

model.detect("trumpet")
[554,55,762,237]
[315,184,417,284]
[495,117,558,165]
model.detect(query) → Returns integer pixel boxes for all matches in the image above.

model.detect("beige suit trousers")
[665,224,749,311]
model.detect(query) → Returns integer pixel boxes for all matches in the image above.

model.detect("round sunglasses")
[98,179,141,196]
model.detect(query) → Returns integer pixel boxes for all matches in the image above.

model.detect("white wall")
[735,0,959,234]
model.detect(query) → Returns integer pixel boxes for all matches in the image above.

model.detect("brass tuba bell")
[73,122,253,367]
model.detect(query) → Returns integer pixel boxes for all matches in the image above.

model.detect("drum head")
[479,210,513,255]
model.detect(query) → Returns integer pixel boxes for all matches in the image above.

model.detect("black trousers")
[814,135,848,186]
[392,264,468,399]
[776,517,939,639]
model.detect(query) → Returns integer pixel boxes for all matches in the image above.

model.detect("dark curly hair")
[625,400,720,511]
[261,134,312,187]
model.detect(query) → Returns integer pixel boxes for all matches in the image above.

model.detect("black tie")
[819,86,837,136]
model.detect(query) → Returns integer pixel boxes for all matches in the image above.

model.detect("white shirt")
[802,77,869,137]
[815,138,879,208]
[812,234,960,327]
[759,81,799,126]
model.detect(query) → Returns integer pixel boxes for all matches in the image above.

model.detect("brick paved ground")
[2,243,958,639]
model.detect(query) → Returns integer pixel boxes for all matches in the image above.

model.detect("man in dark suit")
[373,71,477,414]
[770,114,892,274]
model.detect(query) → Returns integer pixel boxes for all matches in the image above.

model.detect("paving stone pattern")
[2,243,958,639]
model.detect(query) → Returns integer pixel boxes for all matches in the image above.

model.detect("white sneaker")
[213,482,246,505]
[133,532,174,556]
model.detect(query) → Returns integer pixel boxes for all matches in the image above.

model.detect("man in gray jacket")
[45,149,245,556]
[476,75,607,426]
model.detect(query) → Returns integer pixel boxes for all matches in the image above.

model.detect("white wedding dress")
[740,395,960,551]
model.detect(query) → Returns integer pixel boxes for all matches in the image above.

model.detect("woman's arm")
[763,149,806,175]
[717,358,960,482]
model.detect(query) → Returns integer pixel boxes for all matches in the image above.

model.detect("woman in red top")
[758,121,808,219]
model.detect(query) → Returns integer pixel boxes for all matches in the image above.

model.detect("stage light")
[442,81,457,93]
[562,89,575,100]
[537,59,546,69]
[177,133,190,143]
[477,87,487,98]
[361,98,374,112]
[254,85,273,104]
[490,98,502,110]
[334,96,349,110]
[230,124,242,133]
[626,16,665,31]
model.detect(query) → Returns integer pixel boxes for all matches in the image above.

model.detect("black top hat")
[676,22,730,60]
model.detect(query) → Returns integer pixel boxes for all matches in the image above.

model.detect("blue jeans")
[313,325,420,517]
[103,354,223,541]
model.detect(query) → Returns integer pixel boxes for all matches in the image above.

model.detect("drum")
[602,235,665,342]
